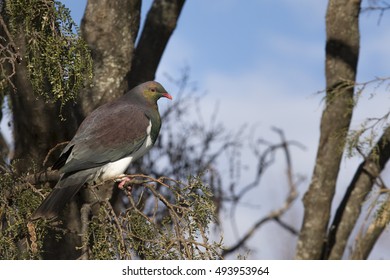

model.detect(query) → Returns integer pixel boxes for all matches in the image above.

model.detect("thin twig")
[222,128,299,257]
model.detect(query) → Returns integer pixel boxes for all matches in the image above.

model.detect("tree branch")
[21,170,60,186]
[324,125,390,259]
[350,194,390,259]
[362,0,390,24]
[127,0,186,88]
[222,128,298,257]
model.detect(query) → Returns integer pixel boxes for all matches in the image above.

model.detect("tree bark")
[296,0,361,259]
[79,0,141,117]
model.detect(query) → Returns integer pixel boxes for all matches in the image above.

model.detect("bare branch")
[362,0,390,24]
[222,129,299,257]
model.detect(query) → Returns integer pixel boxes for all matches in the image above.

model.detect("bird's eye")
[150,88,156,93]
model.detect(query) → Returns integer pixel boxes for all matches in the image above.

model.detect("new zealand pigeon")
[31,81,172,220]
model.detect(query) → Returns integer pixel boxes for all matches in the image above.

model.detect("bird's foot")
[115,176,132,193]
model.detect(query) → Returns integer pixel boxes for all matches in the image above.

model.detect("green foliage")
[0,170,49,259]
[5,0,92,107]
[0,172,222,260]
[346,124,378,159]
[87,175,222,260]
[345,114,389,160]
[342,77,390,160]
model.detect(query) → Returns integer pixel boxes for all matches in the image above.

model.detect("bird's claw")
[116,177,132,193]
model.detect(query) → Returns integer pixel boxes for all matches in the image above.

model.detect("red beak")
[162,93,173,100]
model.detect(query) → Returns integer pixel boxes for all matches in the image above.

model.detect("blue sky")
[49,0,390,259]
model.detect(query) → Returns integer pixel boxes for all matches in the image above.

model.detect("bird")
[31,81,172,220]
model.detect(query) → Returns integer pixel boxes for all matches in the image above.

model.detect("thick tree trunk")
[79,0,141,117]
[296,0,361,259]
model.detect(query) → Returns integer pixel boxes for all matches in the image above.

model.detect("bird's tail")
[31,171,90,220]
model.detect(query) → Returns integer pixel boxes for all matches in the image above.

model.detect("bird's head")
[140,81,172,104]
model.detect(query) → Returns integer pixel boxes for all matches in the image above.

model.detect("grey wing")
[58,101,150,174]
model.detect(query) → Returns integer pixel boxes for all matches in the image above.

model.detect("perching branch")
[85,174,222,259]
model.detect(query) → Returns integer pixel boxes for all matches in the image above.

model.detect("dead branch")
[362,0,390,23]
[222,128,299,257]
